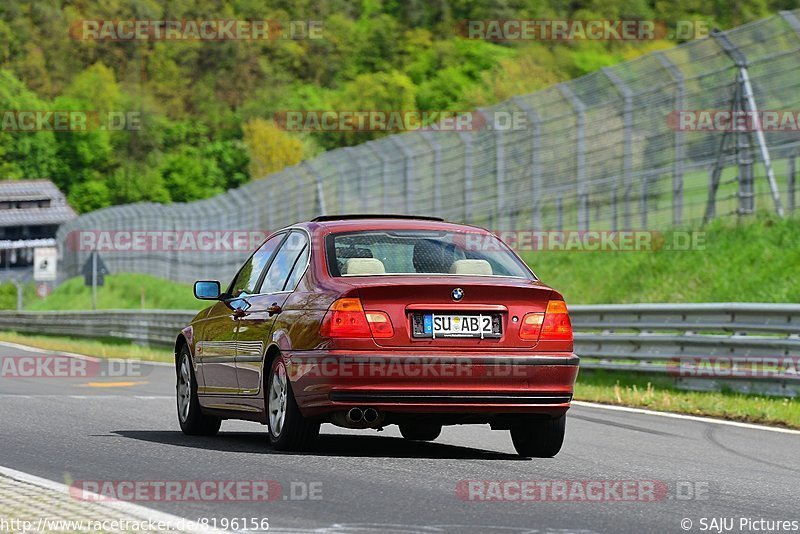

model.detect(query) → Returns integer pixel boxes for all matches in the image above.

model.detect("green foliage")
[158,146,225,203]
[0,69,57,179]
[0,0,786,213]
[67,180,112,212]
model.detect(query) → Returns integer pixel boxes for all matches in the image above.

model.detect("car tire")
[399,423,442,441]
[267,356,319,451]
[176,345,221,436]
[510,414,566,457]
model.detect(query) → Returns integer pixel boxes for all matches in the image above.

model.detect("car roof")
[311,214,444,222]
[297,216,492,235]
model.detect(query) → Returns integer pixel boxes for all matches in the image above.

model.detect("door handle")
[266,303,282,316]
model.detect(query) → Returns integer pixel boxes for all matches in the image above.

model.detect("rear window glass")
[326,230,533,279]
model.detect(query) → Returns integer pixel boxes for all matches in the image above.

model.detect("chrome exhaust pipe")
[363,408,379,425]
[346,407,363,424]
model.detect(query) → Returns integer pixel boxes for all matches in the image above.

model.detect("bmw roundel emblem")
[451,288,464,301]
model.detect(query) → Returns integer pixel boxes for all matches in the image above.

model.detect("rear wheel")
[399,423,442,441]
[267,357,319,451]
[176,345,221,436]
[510,415,566,457]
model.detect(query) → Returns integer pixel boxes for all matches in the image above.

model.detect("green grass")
[0,331,174,363]
[523,214,800,304]
[22,274,205,311]
[576,370,800,429]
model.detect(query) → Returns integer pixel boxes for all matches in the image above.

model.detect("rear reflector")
[320,298,394,338]
[365,311,394,338]
[540,299,573,341]
[519,312,544,340]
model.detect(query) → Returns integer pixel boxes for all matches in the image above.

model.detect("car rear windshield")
[326,230,534,279]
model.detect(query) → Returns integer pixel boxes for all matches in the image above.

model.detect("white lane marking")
[0,464,230,534]
[573,400,800,435]
[0,394,171,399]
[0,340,173,367]
[0,340,100,361]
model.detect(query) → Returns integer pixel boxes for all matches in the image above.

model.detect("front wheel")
[399,423,442,441]
[510,415,566,457]
[267,357,319,451]
[176,345,221,436]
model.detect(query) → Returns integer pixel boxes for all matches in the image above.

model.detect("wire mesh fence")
[57,10,800,284]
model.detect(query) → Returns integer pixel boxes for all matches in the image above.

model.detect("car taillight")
[519,312,544,340]
[519,300,572,342]
[365,311,394,338]
[320,298,394,338]
[540,299,572,341]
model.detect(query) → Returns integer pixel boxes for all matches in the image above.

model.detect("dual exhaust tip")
[346,407,380,426]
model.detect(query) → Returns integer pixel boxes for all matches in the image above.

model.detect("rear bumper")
[285,351,579,417]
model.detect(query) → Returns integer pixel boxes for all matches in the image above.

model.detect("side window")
[259,232,308,294]
[282,242,310,291]
[228,234,284,298]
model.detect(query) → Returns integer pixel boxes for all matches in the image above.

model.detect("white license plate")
[424,314,495,338]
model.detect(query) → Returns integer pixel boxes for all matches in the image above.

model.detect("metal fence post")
[780,11,800,216]
[712,29,784,217]
[389,136,415,214]
[365,143,390,213]
[737,125,755,216]
[603,67,634,231]
[512,97,542,230]
[558,84,588,231]
[344,147,370,212]
[335,152,348,214]
[789,155,796,214]
[478,108,507,230]
[293,169,306,220]
[556,195,563,232]
[302,161,327,216]
[656,52,686,227]
[457,131,474,223]
[420,131,442,216]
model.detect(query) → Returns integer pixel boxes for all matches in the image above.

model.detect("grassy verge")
[522,215,800,304]
[0,332,174,363]
[21,274,204,311]
[576,370,799,429]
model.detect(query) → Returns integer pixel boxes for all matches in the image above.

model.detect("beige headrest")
[449,259,492,275]
[344,258,386,275]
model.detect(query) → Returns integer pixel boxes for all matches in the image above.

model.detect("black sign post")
[82,252,110,310]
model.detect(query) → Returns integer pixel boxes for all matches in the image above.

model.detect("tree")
[158,146,225,203]
[63,62,121,115]
[67,180,112,213]
[242,118,303,179]
[0,69,57,179]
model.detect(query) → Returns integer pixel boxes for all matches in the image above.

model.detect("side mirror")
[194,280,221,300]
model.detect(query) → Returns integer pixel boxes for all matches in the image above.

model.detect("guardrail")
[571,303,800,397]
[0,303,797,396]
[0,310,196,348]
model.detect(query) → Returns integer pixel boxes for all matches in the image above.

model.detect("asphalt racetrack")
[1,342,798,534]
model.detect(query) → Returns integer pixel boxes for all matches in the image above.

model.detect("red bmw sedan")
[176,215,579,457]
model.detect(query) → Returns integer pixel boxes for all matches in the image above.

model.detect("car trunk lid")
[355,277,554,349]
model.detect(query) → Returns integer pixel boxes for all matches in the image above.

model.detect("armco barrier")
[0,303,797,395]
